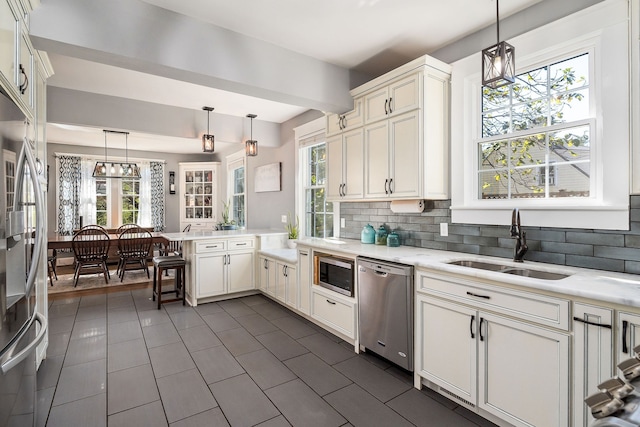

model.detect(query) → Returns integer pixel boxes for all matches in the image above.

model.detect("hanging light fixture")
[92,130,140,179]
[202,106,215,153]
[246,114,258,156]
[481,0,515,88]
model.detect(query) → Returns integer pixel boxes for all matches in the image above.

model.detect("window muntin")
[303,143,333,238]
[478,53,591,200]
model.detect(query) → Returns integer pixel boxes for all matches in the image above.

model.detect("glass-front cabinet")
[179,162,220,231]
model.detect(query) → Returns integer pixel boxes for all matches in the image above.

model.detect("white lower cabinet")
[416,271,570,427]
[259,256,276,296]
[311,287,356,339]
[277,262,296,309]
[297,248,311,315]
[617,311,640,367]
[193,238,255,299]
[573,303,613,427]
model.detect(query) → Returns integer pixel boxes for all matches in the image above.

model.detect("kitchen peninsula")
[161,229,287,306]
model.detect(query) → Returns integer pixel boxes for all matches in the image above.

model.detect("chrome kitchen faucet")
[510,208,528,262]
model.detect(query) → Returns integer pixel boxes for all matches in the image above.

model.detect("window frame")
[294,117,340,239]
[450,3,630,230]
[301,142,333,238]
[226,150,246,228]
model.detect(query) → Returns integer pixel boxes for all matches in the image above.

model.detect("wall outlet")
[281,215,288,224]
[440,222,449,237]
[341,218,346,228]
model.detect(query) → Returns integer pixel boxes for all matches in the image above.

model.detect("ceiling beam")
[30,0,361,114]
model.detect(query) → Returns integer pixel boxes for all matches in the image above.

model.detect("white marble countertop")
[162,229,287,241]
[258,248,298,264]
[296,237,640,308]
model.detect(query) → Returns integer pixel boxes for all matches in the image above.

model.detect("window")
[226,151,246,228]
[302,143,333,238]
[95,179,140,226]
[121,178,140,224]
[4,149,15,212]
[479,53,590,200]
[95,178,108,225]
[450,1,630,230]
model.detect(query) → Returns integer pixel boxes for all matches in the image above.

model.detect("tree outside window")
[96,178,108,226]
[479,53,590,199]
[232,166,245,227]
[304,144,333,238]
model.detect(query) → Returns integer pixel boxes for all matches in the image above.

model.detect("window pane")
[550,54,589,93]
[549,164,590,197]
[482,85,510,112]
[512,65,548,102]
[479,140,508,171]
[512,99,549,132]
[551,88,589,124]
[510,134,546,168]
[549,126,591,163]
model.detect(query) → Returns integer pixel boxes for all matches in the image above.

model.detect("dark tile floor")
[39,290,499,427]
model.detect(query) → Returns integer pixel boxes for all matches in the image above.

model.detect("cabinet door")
[573,303,613,427]
[364,121,390,199]
[364,86,389,124]
[0,1,18,89]
[180,163,219,228]
[195,253,225,297]
[326,113,343,136]
[342,98,363,130]
[259,256,269,292]
[326,134,344,200]
[227,251,254,293]
[342,128,364,199]
[617,311,640,365]
[298,250,311,315]
[478,312,570,427]
[388,73,421,116]
[416,295,477,404]
[285,265,297,309]
[18,29,33,110]
[389,110,421,198]
[275,262,286,303]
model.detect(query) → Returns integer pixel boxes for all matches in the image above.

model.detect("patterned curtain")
[56,155,81,235]
[150,161,165,231]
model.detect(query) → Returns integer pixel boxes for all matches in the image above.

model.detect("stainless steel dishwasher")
[357,257,414,371]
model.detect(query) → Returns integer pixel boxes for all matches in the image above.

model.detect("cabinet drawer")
[196,240,226,253]
[228,239,254,250]
[311,290,355,338]
[419,272,570,331]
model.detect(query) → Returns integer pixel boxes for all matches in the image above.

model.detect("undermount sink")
[447,260,569,280]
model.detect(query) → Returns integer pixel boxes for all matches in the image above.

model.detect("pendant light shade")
[246,114,258,157]
[481,0,515,88]
[202,106,215,153]
[92,130,140,179]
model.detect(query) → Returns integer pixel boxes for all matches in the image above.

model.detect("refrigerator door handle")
[15,139,45,298]
[1,312,47,374]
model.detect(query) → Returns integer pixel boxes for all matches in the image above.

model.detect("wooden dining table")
[47,232,169,251]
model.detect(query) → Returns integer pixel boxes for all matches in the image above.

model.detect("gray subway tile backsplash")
[340,196,640,275]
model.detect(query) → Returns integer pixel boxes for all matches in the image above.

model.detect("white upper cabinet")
[326,127,364,200]
[0,1,19,93]
[326,98,363,136]
[328,54,451,201]
[363,72,421,124]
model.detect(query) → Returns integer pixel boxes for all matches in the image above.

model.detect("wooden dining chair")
[116,223,139,235]
[117,226,152,281]
[71,226,111,287]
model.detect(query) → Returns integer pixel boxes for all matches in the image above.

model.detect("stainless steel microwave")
[317,255,354,297]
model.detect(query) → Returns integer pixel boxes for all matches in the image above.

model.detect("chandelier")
[92,130,140,179]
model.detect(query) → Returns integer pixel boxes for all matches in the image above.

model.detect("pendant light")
[246,114,258,157]
[92,130,140,179]
[202,106,215,153]
[481,0,515,88]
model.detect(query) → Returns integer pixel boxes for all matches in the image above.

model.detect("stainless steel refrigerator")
[0,87,47,426]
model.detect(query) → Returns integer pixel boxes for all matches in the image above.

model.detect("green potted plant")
[285,213,299,248]
[219,199,237,230]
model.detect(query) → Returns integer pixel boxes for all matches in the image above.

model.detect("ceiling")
[42,0,544,152]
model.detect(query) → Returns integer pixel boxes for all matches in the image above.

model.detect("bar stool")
[152,255,187,309]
